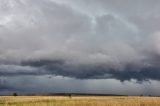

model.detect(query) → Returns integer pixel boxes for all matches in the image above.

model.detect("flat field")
[0,96,160,106]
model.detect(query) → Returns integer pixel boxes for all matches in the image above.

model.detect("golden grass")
[0,96,160,106]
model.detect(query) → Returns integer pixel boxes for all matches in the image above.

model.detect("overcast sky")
[0,0,160,96]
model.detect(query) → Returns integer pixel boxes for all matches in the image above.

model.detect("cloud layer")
[0,0,160,82]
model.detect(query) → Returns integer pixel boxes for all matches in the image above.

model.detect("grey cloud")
[1,75,160,96]
[0,59,153,81]
[0,0,160,83]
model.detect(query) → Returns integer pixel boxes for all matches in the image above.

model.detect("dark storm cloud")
[8,59,157,81]
[0,0,160,82]
[1,57,160,81]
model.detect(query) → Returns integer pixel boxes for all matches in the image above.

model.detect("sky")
[0,0,160,96]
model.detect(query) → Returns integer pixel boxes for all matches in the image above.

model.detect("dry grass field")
[0,96,160,106]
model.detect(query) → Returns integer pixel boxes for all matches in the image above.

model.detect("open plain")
[0,96,160,106]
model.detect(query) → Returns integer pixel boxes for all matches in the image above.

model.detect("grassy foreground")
[0,96,160,106]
